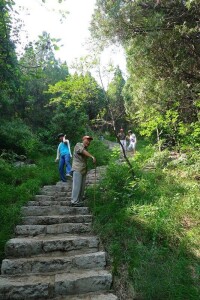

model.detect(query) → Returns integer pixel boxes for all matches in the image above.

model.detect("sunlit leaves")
[106,66,126,127]
[48,72,105,121]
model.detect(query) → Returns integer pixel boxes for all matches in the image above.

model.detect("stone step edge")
[21,206,90,216]
[35,195,71,198]
[21,215,93,225]
[21,206,89,210]
[22,214,92,218]
[5,235,99,258]
[53,292,118,300]
[27,200,72,205]
[14,223,92,236]
[0,270,112,299]
[1,251,106,275]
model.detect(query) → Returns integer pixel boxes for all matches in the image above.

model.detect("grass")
[0,153,59,262]
[87,141,200,299]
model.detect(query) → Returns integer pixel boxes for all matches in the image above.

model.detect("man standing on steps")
[71,136,96,207]
[55,133,72,182]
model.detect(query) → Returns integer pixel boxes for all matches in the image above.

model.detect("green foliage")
[178,121,200,150]
[106,66,127,130]
[87,138,112,169]
[0,154,58,261]
[145,149,171,169]
[103,131,116,142]
[50,103,88,145]
[0,119,40,157]
[0,0,21,119]
[91,0,200,151]
[87,143,200,299]
[18,33,69,131]
[48,72,105,121]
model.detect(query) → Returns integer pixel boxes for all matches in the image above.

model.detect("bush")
[0,154,58,261]
[0,118,40,158]
[87,139,111,169]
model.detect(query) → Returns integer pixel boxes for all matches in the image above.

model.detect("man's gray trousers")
[71,171,86,204]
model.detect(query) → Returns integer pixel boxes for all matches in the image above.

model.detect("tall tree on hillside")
[18,32,69,131]
[107,66,127,130]
[0,0,20,119]
[47,72,106,140]
[91,0,200,149]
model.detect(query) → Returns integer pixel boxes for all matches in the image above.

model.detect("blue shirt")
[58,142,70,156]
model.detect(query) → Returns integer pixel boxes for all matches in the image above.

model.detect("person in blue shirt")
[55,133,72,182]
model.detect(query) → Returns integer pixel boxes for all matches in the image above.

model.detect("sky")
[13,0,127,82]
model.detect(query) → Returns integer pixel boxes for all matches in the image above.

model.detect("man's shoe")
[71,202,84,207]
[66,174,72,178]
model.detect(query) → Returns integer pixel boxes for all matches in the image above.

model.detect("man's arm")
[68,142,72,157]
[63,136,69,144]
[63,136,72,156]
[82,149,96,164]
[63,136,72,157]
[67,140,72,157]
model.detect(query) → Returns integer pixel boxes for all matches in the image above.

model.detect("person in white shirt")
[127,130,137,155]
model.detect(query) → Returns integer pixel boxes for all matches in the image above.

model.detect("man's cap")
[128,130,132,133]
[82,136,93,141]
[57,133,64,138]
[120,128,124,131]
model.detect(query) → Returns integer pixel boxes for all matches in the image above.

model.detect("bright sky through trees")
[14,0,127,79]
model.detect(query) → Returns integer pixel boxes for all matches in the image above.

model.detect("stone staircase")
[0,169,117,299]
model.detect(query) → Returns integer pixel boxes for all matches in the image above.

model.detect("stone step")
[0,269,112,299]
[55,181,73,188]
[35,195,55,201]
[53,292,118,300]
[5,234,99,258]
[41,184,72,192]
[55,269,112,295]
[34,195,71,201]
[15,223,92,236]
[27,200,71,206]
[1,251,106,275]
[22,215,92,225]
[0,178,117,299]
[21,206,89,216]
[40,191,72,197]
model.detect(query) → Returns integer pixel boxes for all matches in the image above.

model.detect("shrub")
[0,119,40,158]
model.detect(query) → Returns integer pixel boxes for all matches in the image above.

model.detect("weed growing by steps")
[87,143,200,300]
[0,154,58,262]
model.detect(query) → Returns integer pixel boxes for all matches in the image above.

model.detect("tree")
[48,72,105,121]
[91,0,200,149]
[0,0,20,119]
[107,66,127,130]
[47,71,106,142]
[17,32,69,130]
